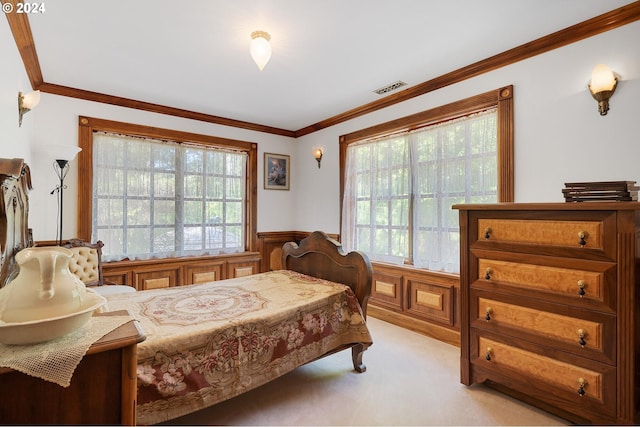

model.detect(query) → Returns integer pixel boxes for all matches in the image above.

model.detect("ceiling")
[19,0,637,134]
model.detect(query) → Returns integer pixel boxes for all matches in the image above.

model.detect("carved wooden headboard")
[281,231,372,317]
[0,158,32,288]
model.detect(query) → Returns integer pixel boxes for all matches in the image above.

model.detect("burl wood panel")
[478,218,603,249]
[407,279,454,325]
[478,258,606,301]
[477,336,605,401]
[477,297,603,351]
[371,270,404,311]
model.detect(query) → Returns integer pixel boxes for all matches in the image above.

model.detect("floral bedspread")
[103,270,372,425]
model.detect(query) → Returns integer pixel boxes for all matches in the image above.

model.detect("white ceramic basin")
[0,291,107,345]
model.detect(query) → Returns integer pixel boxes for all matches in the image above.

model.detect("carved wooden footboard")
[282,230,373,372]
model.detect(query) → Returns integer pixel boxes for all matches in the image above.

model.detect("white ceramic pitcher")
[0,246,88,323]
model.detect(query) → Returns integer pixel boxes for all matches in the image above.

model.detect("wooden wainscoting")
[368,262,461,347]
[258,231,461,346]
[102,252,261,290]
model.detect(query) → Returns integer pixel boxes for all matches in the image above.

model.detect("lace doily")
[0,315,133,387]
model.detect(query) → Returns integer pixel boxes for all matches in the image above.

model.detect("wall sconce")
[18,90,40,127]
[313,148,323,168]
[588,64,618,116]
[250,30,271,71]
[47,145,82,246]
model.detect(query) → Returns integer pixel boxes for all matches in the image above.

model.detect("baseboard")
[367,305,460,347]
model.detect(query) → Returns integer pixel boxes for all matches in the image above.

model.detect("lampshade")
[313,147,323,168]
[21,90,41,109]
[46,145,82,161]
[250,31,271,71]
[18,90,41,127]
[588,64,618,116]
[589,64,616,93]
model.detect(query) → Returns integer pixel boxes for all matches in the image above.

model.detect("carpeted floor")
[160,316,570,426]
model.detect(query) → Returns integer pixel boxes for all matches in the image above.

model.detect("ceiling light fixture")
[250,30,271,71]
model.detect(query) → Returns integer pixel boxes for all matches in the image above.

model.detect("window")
[78,117,258,261]
[340,87,513,273]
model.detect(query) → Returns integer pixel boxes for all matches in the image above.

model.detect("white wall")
[3,20,640,241]
[295,21,640,234]
[0,19,34,161]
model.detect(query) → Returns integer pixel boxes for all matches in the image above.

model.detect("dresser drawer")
[470,332,616,421]
[476,257,616,312]
[478,218,604,247]
[473,211,616,260]
[471,291,616,364]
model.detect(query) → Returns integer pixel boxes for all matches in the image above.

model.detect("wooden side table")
[0,310,146,425]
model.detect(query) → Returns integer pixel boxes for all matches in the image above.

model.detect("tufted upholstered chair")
[64,238,136,295]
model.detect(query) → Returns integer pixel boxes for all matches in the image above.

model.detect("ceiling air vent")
[373,80,407,95]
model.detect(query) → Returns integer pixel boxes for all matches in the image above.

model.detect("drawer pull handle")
[578,231,587,247]
[577,280,586,297]
[485,267,493,280]
[577,329,587,347]
[484,227,491,239]
[485,347,493,361]
[485,307,493,321]
[577,377,587,397]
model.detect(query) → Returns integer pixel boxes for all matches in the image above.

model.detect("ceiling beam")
[5,1,640,138]
[3,0,43,89]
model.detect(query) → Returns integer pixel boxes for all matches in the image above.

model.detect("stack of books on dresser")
[563,181,639,202]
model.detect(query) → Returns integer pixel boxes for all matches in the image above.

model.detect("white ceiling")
[26,0,635,132]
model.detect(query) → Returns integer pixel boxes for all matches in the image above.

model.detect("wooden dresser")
[453,202,639,424]
[0,311,145,425]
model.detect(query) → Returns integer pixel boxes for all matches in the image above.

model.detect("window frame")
[339,86,514,259]
[77,116,258,253]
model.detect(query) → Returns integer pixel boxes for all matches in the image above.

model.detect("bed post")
[281,231,373,372]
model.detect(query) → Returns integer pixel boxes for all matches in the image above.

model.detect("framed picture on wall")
[264,153,290,190]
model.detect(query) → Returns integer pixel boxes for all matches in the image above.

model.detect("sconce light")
[588,64,618,116]
[313,148,323,169]
[250,30,272,71]
[18,90,41,127]
[46,145,82,246]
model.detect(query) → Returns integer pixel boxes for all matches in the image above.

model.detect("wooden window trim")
[339,85,515,235]
[77,116,258,252]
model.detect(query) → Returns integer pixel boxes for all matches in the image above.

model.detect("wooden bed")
[105,231,373,424]
[0,159,373,425]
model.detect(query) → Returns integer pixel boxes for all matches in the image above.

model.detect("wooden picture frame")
[264,153,290,190]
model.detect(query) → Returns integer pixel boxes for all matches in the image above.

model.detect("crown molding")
[5,1,640,138]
